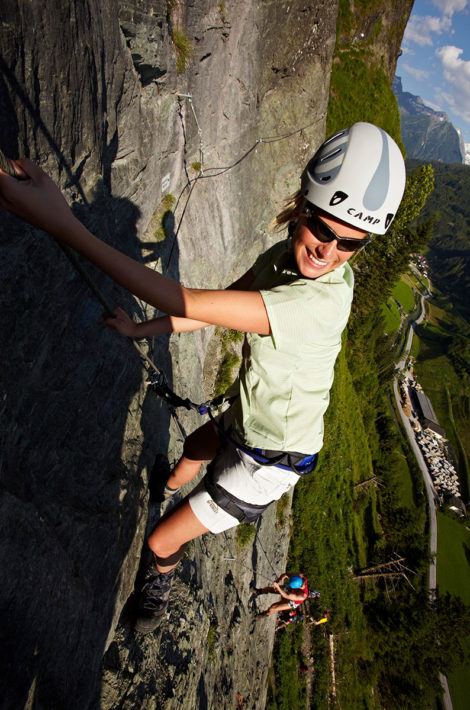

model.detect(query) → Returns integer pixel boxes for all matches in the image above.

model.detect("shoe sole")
[135,607,167,634]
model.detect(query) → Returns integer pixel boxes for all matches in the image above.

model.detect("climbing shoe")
[250,583,260,596]
[135,564,175,634]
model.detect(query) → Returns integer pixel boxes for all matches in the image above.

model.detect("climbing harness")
[219,430,318,476]
[149,370,317,524]
[147,370,318,475]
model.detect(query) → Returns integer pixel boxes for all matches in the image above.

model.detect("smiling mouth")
[306,247,328,268]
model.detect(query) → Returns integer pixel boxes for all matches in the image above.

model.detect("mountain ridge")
[393,76,466,164]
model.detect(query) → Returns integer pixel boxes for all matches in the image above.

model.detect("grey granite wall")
[0,1,337,707]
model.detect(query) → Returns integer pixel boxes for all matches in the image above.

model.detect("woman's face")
[292,210,369,279]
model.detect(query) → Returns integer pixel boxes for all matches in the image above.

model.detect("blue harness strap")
[240,447,318,476]
[148,372,318,476]
[206,408,318,476]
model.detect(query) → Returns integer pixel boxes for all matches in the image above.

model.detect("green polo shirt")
[228,239,354,455]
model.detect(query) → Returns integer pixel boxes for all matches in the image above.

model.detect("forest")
[409,159,470,324]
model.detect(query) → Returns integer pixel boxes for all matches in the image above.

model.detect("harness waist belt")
[207,410,318,476]
[204,468,271,524]
[242,446,318,475]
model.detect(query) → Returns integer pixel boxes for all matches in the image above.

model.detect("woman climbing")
[0,122,406,634]
[252,573,318,617]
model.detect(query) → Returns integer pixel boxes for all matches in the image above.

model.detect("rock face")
[0,1,337,708]
[335,0,413,82]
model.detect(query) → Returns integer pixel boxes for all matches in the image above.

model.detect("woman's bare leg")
[148,500,209,572]
[135,501,210,632]
[166,420,222,490]
[257,586,277,595]
[265,601,292,616]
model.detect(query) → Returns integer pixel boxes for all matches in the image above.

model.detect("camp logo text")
[207,500,218,513]
[346,208,381,226]
[329,192,394,229]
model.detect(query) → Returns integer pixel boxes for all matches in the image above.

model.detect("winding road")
[392,292,453,710]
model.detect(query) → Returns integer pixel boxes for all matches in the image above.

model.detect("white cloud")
[402,63,430,80]
[422,97,445,112]
[404,14,452,46]
[435,45,470,124]
[430,0,468,17]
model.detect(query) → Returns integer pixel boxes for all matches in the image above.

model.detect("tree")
[366,591,470,708]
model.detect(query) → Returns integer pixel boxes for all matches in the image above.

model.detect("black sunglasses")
[303,206,371,253]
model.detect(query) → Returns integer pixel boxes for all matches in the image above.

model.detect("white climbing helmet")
[300,122,406,235]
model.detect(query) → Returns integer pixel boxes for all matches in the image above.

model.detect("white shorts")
[188,443,300,534]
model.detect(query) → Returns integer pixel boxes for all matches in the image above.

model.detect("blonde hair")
[270,189,305,231]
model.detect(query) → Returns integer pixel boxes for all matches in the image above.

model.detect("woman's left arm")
[0,161,270,335]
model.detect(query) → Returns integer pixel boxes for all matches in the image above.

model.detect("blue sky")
[397,0,470,144]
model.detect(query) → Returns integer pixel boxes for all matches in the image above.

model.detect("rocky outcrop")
[0,1,337,708]
[336,0,413,81]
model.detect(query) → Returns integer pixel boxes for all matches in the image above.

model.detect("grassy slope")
[382,299,401,335]
[392,279,415,313]
[437,512,470,603]
[268,347,378,710]
[382,277,416,335]
[436,511,470,710]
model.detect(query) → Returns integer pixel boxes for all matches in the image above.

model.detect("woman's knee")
[147,526,179,560]
[148,537,187,567]
[183,421,221,461]
[147,501,209,561]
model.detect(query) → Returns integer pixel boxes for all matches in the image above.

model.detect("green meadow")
[267,341,429,709]
[382,277,417,336]
[382,299,401,335]
[392,279,415,314]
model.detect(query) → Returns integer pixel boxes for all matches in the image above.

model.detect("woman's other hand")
[102,307,139,337]
[0,158,73,236]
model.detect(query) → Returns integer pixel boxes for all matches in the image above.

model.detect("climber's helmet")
[300,122,406,235]
[288,575,304,589]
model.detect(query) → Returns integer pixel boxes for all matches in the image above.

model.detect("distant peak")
[393,76,464,164]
